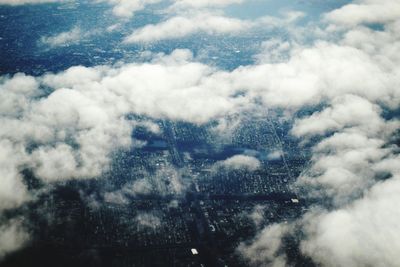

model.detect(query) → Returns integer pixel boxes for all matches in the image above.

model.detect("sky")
[0,0,400,266]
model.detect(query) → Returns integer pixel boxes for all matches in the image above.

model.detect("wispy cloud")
[41,26,82,47]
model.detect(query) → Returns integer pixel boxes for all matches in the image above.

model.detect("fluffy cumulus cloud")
[124,10,303,43]
[124,13,252,43]
[238,0,400,266]
[98,0,161,18]
[298,109,395,205]
[0,49,246,214]
[216,155,261,171]
[170,0,244,9]
[325,0,400,26]
[231,41,399,108]
[301,174,400,267]
[0,50,226,257]
[292,95,387,137]
[0,52,194,183]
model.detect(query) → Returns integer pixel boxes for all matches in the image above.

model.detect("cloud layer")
[0,0,400,265]
[238,0,400,266]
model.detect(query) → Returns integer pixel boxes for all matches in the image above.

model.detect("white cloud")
[0,0,158,19]
[231,41,399,108]
[325,0,400,26]
[124,10,303,43]
[0,219,29,260]
[135,213,161,229]
[216,155,261,171]
[124,13,251,43]
[291,95,391,138]
[94,0,245,19]
[301,174,400,267]
[238,223,291,267]
[290,94,399,204]
[104,190,129,205]
[123,179,153,196]
[267,150,282,161]
[102,163,184,205]
[41,27,82,47]
[255,38,293,63]
[0,140,29,211]
[98,0,161,18]
[1,7,399,207]
[235,1,400,266]
[172,0,243,9]
[1,0,400,263]
[248,204,266,228]
[0,49,244,197]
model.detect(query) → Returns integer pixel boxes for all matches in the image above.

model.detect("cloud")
[123,179,153,196]
[301,174,400,267]
[1,0,400,263]
[94,0,244,19]
[248,204,266,228]
[0,140,29,211]
[255,39,293,63]
[94,0,245,20]
[124,13,252,43]
[238,223,291,267]
[2,20,399,265]
[41,27,82,47]
[103,163,185,205]
[235,0,400,266]
[135,213,161,229]
[98,0,161,18]
[267,150,282,161]
[124,10,303,43]
[216,155,261,171]
[231,41,399,108]
[171,0,244,9]
[104,190,129,205]
[291,95,393,138]
[0,219,29,260]
[0,49,247,206]
[325,0,400,26]
[290,95,398,206]
[0,0,159,19]
[1,0,399,205]
[167,0,244,12]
